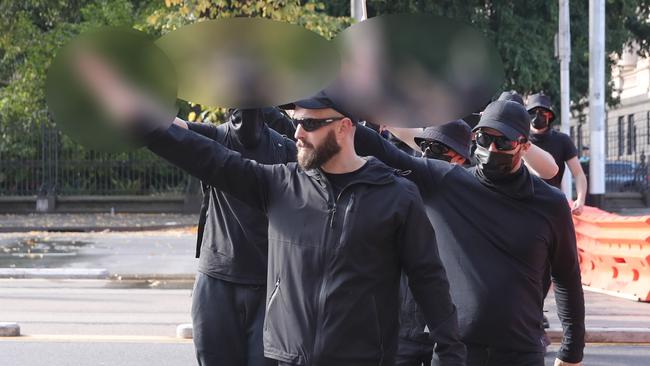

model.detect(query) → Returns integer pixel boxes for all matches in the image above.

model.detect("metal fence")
[571,109,650,193]
[0,120,190,196]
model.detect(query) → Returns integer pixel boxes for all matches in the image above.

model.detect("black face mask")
[531,111,549,130]
[422,148,453,162]
[474,145,519,179]
[231,109,264,148]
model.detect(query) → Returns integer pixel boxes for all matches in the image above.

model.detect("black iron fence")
[571,109,650,193]
[0,120,189,197]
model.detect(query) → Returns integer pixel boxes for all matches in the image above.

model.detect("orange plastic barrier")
[572,205,650,302]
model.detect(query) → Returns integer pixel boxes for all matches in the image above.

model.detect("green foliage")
[0,0,351,195]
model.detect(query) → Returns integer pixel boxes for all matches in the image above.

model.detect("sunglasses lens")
[476,133,492,148]
[476,132,518,151]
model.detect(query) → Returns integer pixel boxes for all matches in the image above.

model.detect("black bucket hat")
[414,120,472,160]
[497,91,524,106]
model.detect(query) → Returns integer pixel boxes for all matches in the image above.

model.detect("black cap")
[414,120,471,160]
[497,91,524,106]
[279,89,359,123]
[526,92,555,122]
[473,100,530,140]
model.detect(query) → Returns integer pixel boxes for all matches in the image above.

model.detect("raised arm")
[385,126,423,152]
[146,123,285,213]
[523,143,559,179]
[354,124,437,194]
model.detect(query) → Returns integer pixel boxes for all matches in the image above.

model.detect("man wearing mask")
[527,93,587,215]
[414,120,472,165]
[387,119,558,179]
[174,108,295,366]
[73,53,467,366]
[354,100,585,366]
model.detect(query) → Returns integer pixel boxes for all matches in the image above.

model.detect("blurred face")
[293,107,345,170]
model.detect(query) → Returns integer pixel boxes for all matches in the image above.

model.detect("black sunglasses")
[292,117,344,132]
[419,140,450,155]
[475,130,524,151]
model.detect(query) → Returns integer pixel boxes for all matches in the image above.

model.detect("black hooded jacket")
[354,125,585,363]
[187,109,296,285]
[145,123,465,366]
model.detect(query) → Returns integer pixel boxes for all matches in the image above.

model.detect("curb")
[548,328,650,343]
[0,323,20,337]
[0,224,194,233]
[0,268,109,279]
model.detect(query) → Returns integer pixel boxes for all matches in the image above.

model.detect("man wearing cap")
[387,118,558,179]
[76,57,468,366]
[527,92,587,215]
[169,108,295,366]
[354,100,585,366]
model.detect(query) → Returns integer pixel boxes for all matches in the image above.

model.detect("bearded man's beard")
[297,130,341,170]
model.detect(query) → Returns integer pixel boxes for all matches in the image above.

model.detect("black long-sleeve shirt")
[354,125,585,363]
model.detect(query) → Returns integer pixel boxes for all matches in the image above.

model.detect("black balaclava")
[230,108,265,149]
[531,109,550,130]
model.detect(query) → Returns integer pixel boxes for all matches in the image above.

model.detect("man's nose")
[488,142,499,152]
[294,123,305,141]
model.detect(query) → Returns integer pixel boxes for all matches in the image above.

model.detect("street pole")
[559,0,573,198]
[351,0,367,22]
[589,0,606,207]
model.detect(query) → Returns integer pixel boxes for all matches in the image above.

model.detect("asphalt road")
[2,280,650,365]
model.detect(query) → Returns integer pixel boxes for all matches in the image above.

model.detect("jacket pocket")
[267,277,280,311]
[335,192,357,254]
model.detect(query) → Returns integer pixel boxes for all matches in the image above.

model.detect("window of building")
[627,114,635,155]
[618,116,625,157]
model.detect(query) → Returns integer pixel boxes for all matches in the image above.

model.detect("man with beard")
[74,56,467,366]
[354,100,585,366]
[527,93,587,215]
[170,108,295,366]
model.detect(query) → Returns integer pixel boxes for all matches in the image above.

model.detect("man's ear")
[521,141,532,154]
[339,117,353,133]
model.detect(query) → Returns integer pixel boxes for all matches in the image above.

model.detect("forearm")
[147,123,269,211]
[386,126,422,152]
[551,215,586,363]
[523,144,559,179]
[574,172,587,203]
[553,274,585,363]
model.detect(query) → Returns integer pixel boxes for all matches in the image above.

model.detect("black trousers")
[465,345,544,366]
[395,337,434,366]
[192,272,276,366]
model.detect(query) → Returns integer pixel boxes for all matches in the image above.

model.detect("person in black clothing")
[413,120,472,165]
[497,90,524,105]
[73,56,467,366]
[354,100,585,366]
[527,93,587,215]
[262,106,297,140]
[172,108,296,366]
